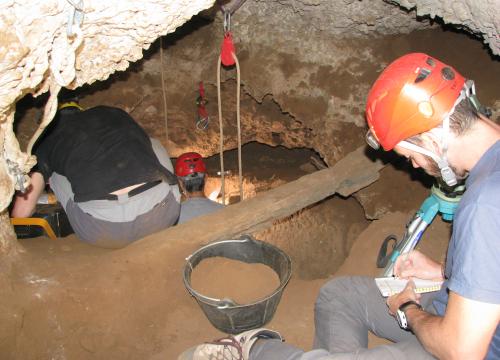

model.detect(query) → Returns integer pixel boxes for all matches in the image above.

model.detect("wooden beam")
[126,146,386,256]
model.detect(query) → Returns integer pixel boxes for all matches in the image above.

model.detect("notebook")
[375,277,443,297]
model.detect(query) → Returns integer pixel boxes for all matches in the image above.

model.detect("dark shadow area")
[161,15,214,49]
[203,141,326,182]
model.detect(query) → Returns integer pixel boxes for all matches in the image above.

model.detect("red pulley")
[220,32,236,66]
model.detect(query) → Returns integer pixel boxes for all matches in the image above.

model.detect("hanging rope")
[234,53,243,202]
[217,10,243,204]
[28,1,84,155]
[216,55,225,205]
[27,82,62,155]
[160,37,169,141]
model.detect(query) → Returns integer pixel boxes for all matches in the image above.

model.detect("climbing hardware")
[217,8,243,205]
[196,82,210,130]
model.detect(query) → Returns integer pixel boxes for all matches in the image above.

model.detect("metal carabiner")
[6,159,27,193]
[66,0,84,37]
[365,129,380,150]
[223,11,231,33]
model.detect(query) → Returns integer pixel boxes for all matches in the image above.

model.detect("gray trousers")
[251,276,436,360]
[49,138,180,248]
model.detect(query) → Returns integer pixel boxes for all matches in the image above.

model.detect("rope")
[51,0,84,87]
[160,37,169,141]
[217,55,225,205]
[216,52,243,204]
[27,82,62,154]
[29,0,83,153]
[234,52,243,201]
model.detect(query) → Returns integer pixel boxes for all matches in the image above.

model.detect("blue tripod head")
[419,180,465,223]
[377,179,466,276]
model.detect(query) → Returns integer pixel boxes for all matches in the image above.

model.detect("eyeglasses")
[365,130,380,150]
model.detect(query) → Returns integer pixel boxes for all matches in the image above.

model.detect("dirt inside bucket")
[190,257,281,304]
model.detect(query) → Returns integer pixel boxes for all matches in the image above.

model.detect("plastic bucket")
[183,236,292,334]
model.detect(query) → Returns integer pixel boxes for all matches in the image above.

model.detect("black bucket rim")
[183,237,292,309]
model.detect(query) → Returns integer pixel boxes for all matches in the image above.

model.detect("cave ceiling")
[0,0,499,212]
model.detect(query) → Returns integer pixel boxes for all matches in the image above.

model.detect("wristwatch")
[396,300,422,330]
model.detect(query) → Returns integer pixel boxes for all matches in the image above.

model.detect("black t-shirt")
[34,105,174,202]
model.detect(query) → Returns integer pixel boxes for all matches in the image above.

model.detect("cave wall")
[70,0,435,164]
[2,0,500,229]
[67,0,499,169]
[0,0,215,216]
[392,0,500,55]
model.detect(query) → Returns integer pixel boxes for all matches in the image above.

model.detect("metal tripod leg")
[382,215,430,277]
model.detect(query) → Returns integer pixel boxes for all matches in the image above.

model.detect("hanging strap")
[196,82,210,130]
[160,37,169,140]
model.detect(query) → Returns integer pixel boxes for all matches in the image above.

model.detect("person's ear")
[420,132,442,156]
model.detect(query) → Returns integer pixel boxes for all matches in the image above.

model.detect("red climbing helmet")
[365,53,466,151]
[175,152,207,177]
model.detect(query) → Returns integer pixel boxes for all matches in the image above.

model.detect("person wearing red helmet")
[364,54,500,359]
[178,53,500,360]
[175,152,223,224]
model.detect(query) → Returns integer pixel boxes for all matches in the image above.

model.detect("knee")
[316,276,351,308]
[317,276,372,306]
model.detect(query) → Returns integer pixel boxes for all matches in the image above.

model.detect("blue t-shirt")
[178,197,224,224]
[433,140,500,359]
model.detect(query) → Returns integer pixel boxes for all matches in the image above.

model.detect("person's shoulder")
[82,106,136,124]
[85,105,128,115]
[207,198,224,208]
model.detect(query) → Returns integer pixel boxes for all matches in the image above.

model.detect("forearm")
[408,308,474,360]
[407,308,446,357]
[11,172,45,217]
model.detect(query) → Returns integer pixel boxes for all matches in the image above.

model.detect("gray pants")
[49,138,180,248]
[251,276,436,360]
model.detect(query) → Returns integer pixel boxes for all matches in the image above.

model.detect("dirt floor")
[1,142,451,359]
[1,209,450,359]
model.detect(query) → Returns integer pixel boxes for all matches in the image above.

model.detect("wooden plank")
[127,146,385,255]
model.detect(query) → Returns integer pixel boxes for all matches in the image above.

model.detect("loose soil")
[190,257,280,304]
[0,211,450,359]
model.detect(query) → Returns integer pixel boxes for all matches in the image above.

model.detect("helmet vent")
[425,57,436,67]
[441,67,455,81]
[414,68,431,83]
